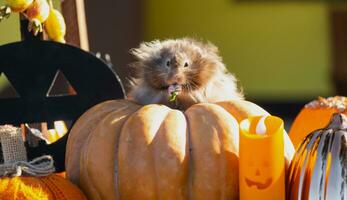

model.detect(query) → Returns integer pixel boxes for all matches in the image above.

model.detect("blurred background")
[1,0,346,125]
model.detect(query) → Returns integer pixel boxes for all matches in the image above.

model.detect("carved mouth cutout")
[245,177,272,189]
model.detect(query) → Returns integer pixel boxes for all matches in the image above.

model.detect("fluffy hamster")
[128,38,243,110]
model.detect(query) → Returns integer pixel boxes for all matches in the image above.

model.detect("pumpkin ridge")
[81,102,140,200]
[185,103,239,199]
[152,109,175,200]
[207,104,232,198]
[114,106,142,199]
[66,100,126,159]
[38,176,68,200]
[153,109,189,199]
[184,109,193,200]
[153,109,170,200]
[40,175,86,200]
[112,104,142,199]
[118,104,172,199]
[66,100,132,186]
[80,116,112,200]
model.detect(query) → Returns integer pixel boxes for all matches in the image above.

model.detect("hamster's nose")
[167,74,184,85]
[171,62,179,69]
[175,75,183,83]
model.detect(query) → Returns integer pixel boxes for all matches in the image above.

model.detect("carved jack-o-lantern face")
[244,156,272,189]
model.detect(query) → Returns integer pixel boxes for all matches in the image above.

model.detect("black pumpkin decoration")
[287,113,347,200]
[0,40,125,171]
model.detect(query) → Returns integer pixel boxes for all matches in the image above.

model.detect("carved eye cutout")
[184,62,189,67]
[166,60,171,67]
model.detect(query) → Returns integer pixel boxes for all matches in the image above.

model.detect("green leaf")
[169,91,178,102]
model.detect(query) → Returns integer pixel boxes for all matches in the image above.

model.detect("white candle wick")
[255,116,267,135]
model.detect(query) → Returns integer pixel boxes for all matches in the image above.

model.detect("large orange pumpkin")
[65,99,294,200]
[0,174,86,200]
[289,96,347,148]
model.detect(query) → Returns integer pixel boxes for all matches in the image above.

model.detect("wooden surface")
[61,0,89,50]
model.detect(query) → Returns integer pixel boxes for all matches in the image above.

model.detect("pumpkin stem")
[327,113,347,130]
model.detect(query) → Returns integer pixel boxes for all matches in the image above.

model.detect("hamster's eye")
[166,60,171,67]
[184,62,189,67]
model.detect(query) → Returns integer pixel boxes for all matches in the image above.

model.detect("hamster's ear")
[130,40,162,60]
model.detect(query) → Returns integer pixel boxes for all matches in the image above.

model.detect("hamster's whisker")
[187,81,199,90]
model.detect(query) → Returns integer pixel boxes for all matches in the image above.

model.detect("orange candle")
[239,115,285,200]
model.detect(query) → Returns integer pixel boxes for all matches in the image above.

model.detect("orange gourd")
[289,96,347,148]
[0,174,86,200]
[65,99,294,200]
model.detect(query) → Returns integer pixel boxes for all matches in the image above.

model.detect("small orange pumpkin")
[0,174,87,200]
[66,99,294,200]
[289,96,347,148]
[0,125,86,200]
